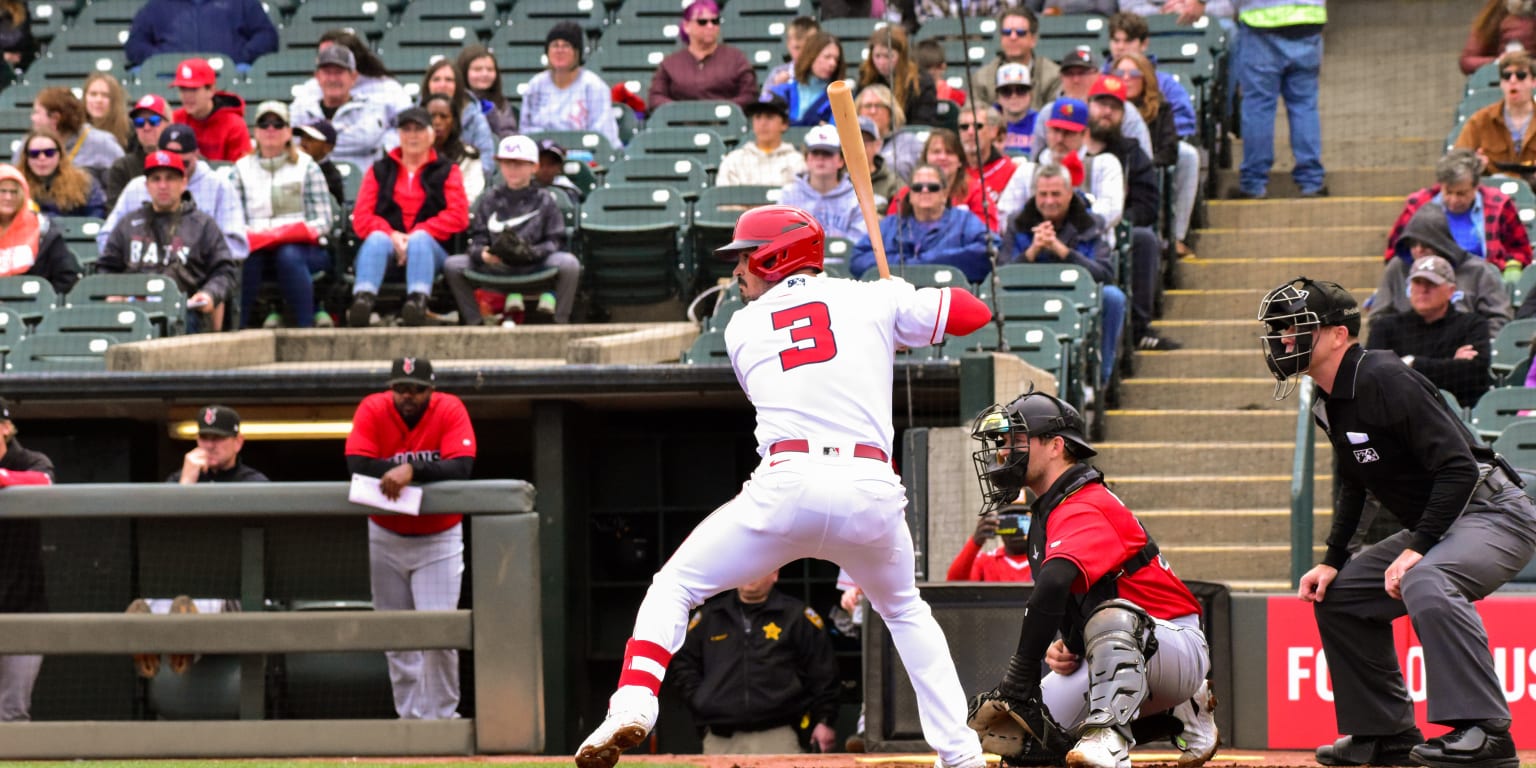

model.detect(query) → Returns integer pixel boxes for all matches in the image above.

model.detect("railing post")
[240,526,265,720]
[1290,375,1316,588]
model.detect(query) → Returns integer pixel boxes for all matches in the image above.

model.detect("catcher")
[965,391,1217,768]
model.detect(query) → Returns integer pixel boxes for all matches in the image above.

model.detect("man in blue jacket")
[125,0,278,70]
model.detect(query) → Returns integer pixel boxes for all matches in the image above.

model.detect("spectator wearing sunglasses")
[105,95,173,209]
[648,0,759,111]
[98,124,250,266]
[1456,49,1536,180]
[19,128,105,218]
[20,87,124,181]
[851,163,991,283]
[973,8,1061,108]
[777,125,867,241]
[993,64,1037,156]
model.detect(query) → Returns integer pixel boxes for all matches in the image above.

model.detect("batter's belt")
[769,440,889,462]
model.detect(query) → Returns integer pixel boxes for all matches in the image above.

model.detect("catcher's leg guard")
[1080,599,1157,737]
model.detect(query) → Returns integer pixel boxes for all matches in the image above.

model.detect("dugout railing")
[0,480,542,759]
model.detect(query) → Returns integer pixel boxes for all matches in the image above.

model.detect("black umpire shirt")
[164,460,270,483]
[1364,307,1492,408]
[1316,344,1494,570]
[668,588,840,735]
[0,439,56,614]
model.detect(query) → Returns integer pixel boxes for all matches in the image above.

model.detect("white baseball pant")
[1040,613,1210,728]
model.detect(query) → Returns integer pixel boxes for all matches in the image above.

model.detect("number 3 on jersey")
[772,302,838,371]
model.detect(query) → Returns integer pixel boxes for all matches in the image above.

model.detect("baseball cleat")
[575,692,657,768]
[1067,727,1132,768]
[1172,680,1220,767]
[934,754,988,768]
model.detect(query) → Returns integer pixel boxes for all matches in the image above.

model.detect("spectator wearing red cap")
[106,94,172,209]
[98,151,239,332]
[124,0,277,69]
[1028,46,1152,164]
[998,97,1123,232]
[171,58,250,161]
[99,124,249,265]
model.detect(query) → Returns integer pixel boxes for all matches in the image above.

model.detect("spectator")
[424,94,486,204]
[444,135,582,325]
[290,45,400,168]
[975,8,1062,107]
[669,570,840,755]
[1001,163,1127,388]
[97,151,238,333]
[994,64,1038,156]
[519,22,622,149]
[1385,149,1533,277]
[859,83,922,182]
[0,166,81,295]
[533,139,583,205]
[888,128,994,229]
[419,59,498,175]
[770,31,843,127]
[347,108,470,328]
[293,31,412,117]
[0,0,36,73]
[857,26,939,128]
[946,507,1033,582]
[957,104,1017,232]
[914,0,1014,31]
[915,39,967,108]
[1030,48,1154,164]
[1365,255,1493,409]
[23,88,124,178]
[1230,0,1327,199]
[1003,97,1125,233]
[124,0,278,69]
[1086,74,1182,351]
[20,129,106,218]
[345,356,476,721]
[231,101,337,329]
[861,116,902,207]
[1370,203,1513,335]
[1462,0,1536,76]
[648,0,758,111]
[296,120,345,206]
[84,73,131,151]
[99,124,249,264]
[1456,49,1536,179]
[717,93,805,187]
[761,17,820,97]
[170,405,269,483]
[0,398,55,724]
[1108,54,1177,167]
[456,45,519,139]
[852,164,991,282]
[778,125,867,241]
[171,58,250,162]
[106,95,173,210]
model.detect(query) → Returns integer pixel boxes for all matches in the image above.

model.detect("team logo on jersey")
[1353,448,1380,464]
[787,276,806,288]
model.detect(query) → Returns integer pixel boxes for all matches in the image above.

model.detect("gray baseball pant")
[368,520,464,720]
[0,654,42,721]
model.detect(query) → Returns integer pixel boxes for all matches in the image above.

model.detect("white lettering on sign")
[1289,646,1536,703]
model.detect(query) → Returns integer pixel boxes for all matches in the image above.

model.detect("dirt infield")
[493,750,1536,768]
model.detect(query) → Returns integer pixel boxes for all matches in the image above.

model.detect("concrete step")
[1118,377,1287,410]
[1107,474,1332,510]
[1143,318,1258,348]
[1162,288,1375,320]
[1204,198,1404,230]
[1161,545,1324,583]
[1177,256,1381,290]
[1133,349,1273,378]
[1195,227,1388,259]
[1248,137,1444,169]
[1215,168,1432,198]
[1139,509,1332,546]
[1103,409,1302,442]
[1091,441,1326,476]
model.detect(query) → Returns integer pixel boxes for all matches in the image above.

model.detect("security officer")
[1258,277,1536,768]
[668,569,840,755]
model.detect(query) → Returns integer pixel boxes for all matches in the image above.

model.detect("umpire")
[1258,277,1536,768]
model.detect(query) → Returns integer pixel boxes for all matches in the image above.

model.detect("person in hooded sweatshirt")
[775,125,867,242]
[170,58,250,162]
[0,165,81,295]
[851,163,991,283]
[1369,202,1512,336]
[442,135,580,325]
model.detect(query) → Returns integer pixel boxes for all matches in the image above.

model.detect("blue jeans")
[241,243,331,328]
[353,231,447,296]
[1100,284,1126,388]
[1237,23,1325,194]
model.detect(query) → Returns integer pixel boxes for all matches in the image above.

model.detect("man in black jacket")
[669,569,840,754]
[1365,255,1492,408]
[168,405,269,484]
[0,398,55,722]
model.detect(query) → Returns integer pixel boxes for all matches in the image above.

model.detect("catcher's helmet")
[714,205,825,283]
[969,391,1096,512]
[1257,276,1359,399]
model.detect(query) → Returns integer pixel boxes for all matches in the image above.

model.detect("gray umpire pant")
[0,654,42,721]
[369,520,464,720]
[1314,488,1536,735]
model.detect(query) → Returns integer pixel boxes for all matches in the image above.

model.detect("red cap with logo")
[1088,74,1128,103]
[144,150,186,175]
[172,58,217,88]
[130,93,171,119]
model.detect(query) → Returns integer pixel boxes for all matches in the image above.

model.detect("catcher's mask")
[1257,276,1360,400]
[970,391,1095,514]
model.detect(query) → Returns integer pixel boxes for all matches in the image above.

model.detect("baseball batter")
[965,392,1216,768]
[576,205,995,768]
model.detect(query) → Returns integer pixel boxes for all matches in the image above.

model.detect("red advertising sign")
[1266,595,1536,748]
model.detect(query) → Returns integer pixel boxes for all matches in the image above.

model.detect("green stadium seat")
[612,103,641,146]
[1515,266,1536,310]
[605,17,681,47]
[528,129,620,168]
[682,329,729,363]
[707,292,744,332]
[820,18,888,46]
[1037,14,1109,40]
[70,1,140,27]
[860,263,973,288]
[561,159,599,201]
[0,82,39,110]
[21,51,125,87]
[246,49,320,83]
[1458,89,1502,124]
[722,0,803,46]
[4,332,115,372]
[1466,60,1501,95]
[914,17,998,44]
[586,44,668,99]
[1491,318,1536,382]
[824,237,853,278]
[0,305,27,364]
[488,20,561,62]
[941,323,1068,392]
[604,156,710,200]
[1034,38,1097,66]
[136,52,239,87]
[282,0,388,42]
[378,21,488,62]
[65,273,187,336]
[508,0,606,32]
[688,185,781,291]
[146,653,241,720]
[37,304,156,343]
[0,275,58,326]
[395,0,501,32]
[1471,386,1536,440]
[1493,419,1536,471]
[27,0,68,47]
[648,100,750,147]
[625,128,727,175]
[932,39,990,71]
[579,186,687,306]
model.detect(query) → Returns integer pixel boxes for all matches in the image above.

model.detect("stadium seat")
[136,52,239,87]
[578,186,688,306]
[70,0,140,28]
[1515,267,1536,311]
[721,0,805,46]
[0,306,27,364]
[561,159,599,200]
[625,129,727,175]
[146,653,241,720]
[586,45,667,100]
[1034,39,1097,65]
[0,275,59,326]
[487,21,560,65]
[688,185,781,291]
[52,216,105,269]
[604,156,710,200]
[941,323,1069,392]
[1490,317,1536,383]
[395,0,501,32]
[378,21,488,63]
[508,0,606,32]
[1466,60,1501,94]
[860,263,972,288]
[283,0,389,43]
[648,100,750,147]
[1493,419,1536,471]
[824,237,853,277]
[66,273,187,336]
[612,103,641,146]
[278,601,395,719]
[820,18,889,47]
[246,49,321,84]
[1037,14,1109,41]
[914,17,998,44]
[20,51,125,87]
[682,329,729,364]
[528,129,621,168]
[332,161,366,207]
[37,305,157,343]
[28,1,68,47]
[933,39,990,71]
[4,332,115,372]
[1471,386,1536,440]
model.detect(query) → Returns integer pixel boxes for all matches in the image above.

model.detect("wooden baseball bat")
[826,80,890,280]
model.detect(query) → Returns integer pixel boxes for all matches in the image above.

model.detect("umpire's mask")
[1258,276,1360,400]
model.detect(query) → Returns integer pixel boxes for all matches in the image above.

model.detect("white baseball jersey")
[725,274,953,456]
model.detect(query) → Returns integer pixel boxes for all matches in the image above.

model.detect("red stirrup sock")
[616,638,671,695]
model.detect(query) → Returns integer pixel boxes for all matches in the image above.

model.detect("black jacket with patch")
[97,192,238,302]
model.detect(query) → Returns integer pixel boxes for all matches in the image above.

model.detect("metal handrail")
[1290,374,1316,588]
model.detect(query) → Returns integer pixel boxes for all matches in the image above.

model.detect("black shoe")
[1227,188,1267,200]
[400,292,429,327]
[347,292,376,328]
[1317,729,1425,766]
[1300,184,1331,199]
[1137,334,1184,351]
[1410,721,1517,768]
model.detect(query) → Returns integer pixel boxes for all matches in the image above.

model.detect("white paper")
[349,473,423,516]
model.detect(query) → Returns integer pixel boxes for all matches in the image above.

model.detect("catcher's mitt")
[967,688,1073,761]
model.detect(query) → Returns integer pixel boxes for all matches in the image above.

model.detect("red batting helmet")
[714,205,825,283]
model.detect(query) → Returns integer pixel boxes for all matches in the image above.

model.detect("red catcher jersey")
[346,391,477,535]
[1045,482,1202,620]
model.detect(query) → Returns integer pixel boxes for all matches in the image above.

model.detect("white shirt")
[725,274,951,456]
